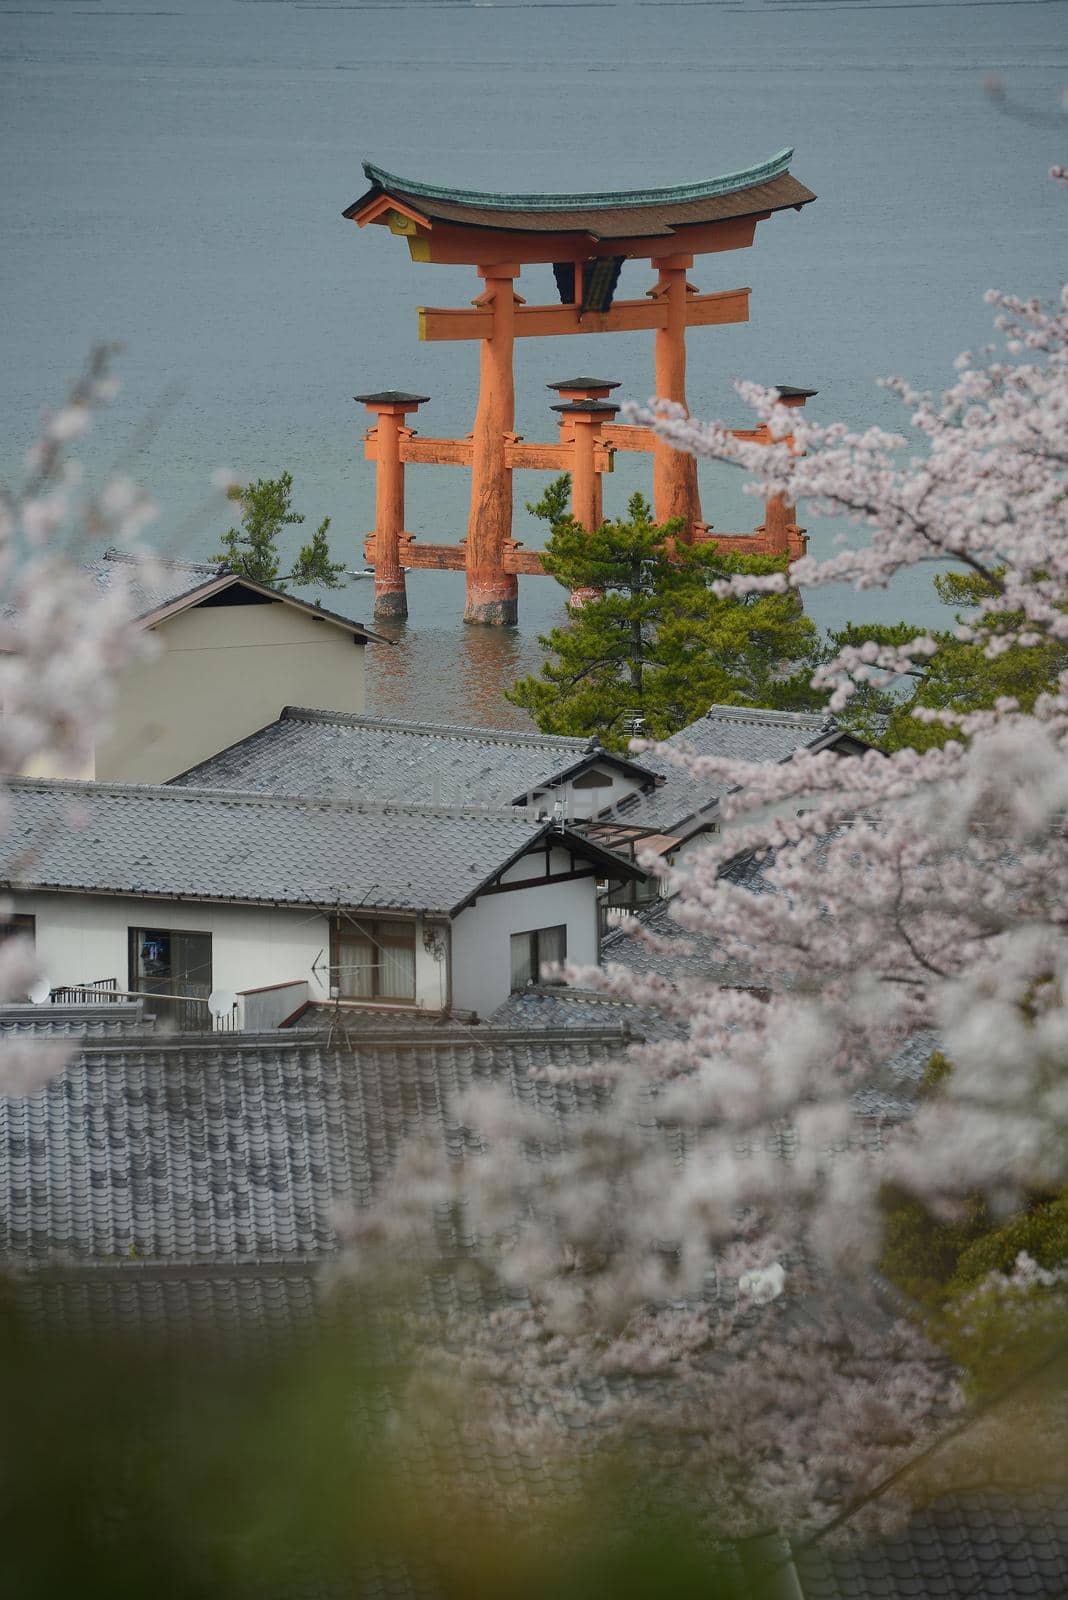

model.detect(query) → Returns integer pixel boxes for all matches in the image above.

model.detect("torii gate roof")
[345,149,815,264]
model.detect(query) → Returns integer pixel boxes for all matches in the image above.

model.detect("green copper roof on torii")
[361,149,796,214]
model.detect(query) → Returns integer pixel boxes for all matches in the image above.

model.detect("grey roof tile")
[0,1029,628,1267]
[600,870,772,992]
[0,777,604,914]
[170,705,630,807]
[16,1263,322,1348]
[83,550,221,615]
[0,1001,156,1037]
[795,1492,1068,1599]
[489,984,682,1042]
[621,704,842,834]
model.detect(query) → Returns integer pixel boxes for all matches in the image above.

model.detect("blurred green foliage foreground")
[0,1282,780,1600]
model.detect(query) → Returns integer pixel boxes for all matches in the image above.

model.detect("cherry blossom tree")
[341,277,1068,1538]
[0,349,165,1092]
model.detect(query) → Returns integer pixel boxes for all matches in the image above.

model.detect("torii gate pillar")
[465,263,520,626]
[652,253,702,538]
[354,390,430,620]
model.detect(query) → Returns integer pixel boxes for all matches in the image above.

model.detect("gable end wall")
[93,602,366,784]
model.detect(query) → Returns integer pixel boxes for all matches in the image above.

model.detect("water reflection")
[364,572,558,728]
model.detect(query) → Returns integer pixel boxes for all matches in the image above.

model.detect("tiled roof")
[170,706,647,805]
[17,1262,322,1348]
[0,1001,156,1037]
[623,705,840,834]
[600,853,774,989]
[83,550,220,615]
[0,777,622,915]
[4,1036,1060,1596]
[489,984,683,1043]
[795,1491,1068,1599]
[0,1030,627,1267]
[348,154,816,240]
[82,550,384,641]
[362,149,799,213]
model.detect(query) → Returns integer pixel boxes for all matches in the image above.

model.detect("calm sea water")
[1,0,1064,725]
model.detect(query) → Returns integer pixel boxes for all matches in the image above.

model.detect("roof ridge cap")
[280,706,592,748]
[99,548,216,573]
[7,776,550,822]
[702,704,833,726]
[363,149,796,212]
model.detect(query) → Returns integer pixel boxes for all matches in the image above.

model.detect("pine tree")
[213,471,345,592]
[834,569,1068,752]
[506,478,825,749]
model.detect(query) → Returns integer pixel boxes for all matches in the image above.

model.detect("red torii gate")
[344,151,816,624]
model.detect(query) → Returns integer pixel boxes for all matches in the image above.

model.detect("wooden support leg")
[372,408,408,619]
[652,254,702,540]
[552,395,619,606]
[465,265,519,626]
[762,490,789,557]
[355,391,429,621]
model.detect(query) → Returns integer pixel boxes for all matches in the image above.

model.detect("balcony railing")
[49,979,120,1004]
[48,981,238,1033]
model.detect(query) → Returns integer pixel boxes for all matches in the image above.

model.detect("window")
[332,919,416,1002]
[129,928,212,1001]
[510,924,567,991]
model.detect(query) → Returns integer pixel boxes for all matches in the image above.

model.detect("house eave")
[3,881,454,920]
[135,572,392,646]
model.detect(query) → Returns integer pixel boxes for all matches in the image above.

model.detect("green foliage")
[835,569,1068,753]
[880,1186,991,1308]
[0,1285,768,1599]
[947,1192,1068,1294]
[882,1041,1068,1397]
[938,1257,1068,1399]
[919,1050,954,1099]
[507,478,826,750]
[214,471,346,592]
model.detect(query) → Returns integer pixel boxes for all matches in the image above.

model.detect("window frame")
[509,923,568,992]
[128,926,213,999]
[330,916,418,1004]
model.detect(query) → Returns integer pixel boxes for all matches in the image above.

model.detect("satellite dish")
[28,978,51,1006]
[208,989,237,1019]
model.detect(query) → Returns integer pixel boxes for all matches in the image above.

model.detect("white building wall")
[450,872,600,1019]
[528,765,647,822]
[92,601,367,785]
[10,893,449,1015]
[11,892,331,998]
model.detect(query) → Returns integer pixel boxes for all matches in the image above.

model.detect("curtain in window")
[379,933,416,1000]
[336,923,416,1000]
[338,933,375,998]
[510,932,534,992]
[538,925,566,973]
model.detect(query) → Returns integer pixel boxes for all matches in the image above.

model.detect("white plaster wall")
[528,765,647,822]
[450,873,600,1019]
[11,892,452,1016]
[497,844,573,885]
[11,892,332,998]
[93,601,366,784]
[238,980,310,1031]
